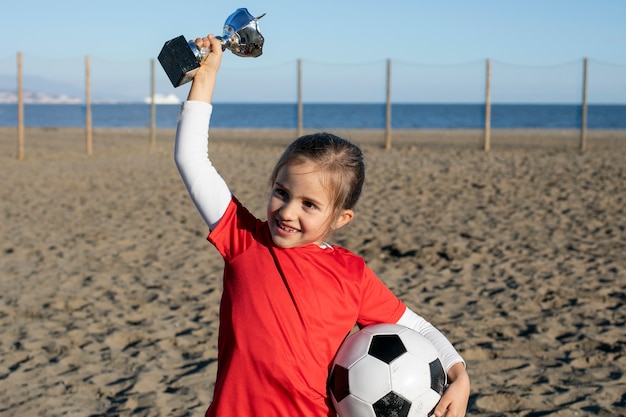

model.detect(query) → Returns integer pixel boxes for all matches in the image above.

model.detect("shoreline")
[1,127,625,161]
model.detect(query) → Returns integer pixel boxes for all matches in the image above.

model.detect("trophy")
[158,8,265,87]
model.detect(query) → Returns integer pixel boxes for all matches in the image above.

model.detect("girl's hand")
[187,34,223,103]
[433,362,470,417]
[193,35,223,72]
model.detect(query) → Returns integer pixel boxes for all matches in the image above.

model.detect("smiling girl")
[174,35,470,417]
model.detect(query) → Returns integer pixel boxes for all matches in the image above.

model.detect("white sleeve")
[174,100,232,230]
[396,307,465,373]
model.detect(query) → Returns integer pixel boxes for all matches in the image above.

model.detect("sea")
[0,103,625,130]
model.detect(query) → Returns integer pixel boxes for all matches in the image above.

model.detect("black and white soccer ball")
[329,323,446,417]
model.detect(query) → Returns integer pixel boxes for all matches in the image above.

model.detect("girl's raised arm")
[174,35,231,230]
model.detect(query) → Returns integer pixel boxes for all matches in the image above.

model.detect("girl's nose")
[279,201,296,220]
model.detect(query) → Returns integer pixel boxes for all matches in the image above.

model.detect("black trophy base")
[158,35,200,87]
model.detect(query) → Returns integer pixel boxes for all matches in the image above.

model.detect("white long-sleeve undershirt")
[174,101,231,230]
[396,308,465,372]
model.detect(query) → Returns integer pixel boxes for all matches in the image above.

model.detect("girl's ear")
[333,209,354,230]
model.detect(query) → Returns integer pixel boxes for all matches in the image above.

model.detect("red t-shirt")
[205,197,406,417]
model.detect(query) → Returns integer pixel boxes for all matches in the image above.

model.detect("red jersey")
[205,197,406,417]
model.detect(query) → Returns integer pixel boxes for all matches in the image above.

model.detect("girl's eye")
[303,201,317,210]
[274,188,288,199]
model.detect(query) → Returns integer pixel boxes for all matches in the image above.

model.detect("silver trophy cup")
[158,8,265,87]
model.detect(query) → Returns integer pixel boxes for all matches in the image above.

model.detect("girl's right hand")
[187,34,223,103]
[193,34,223,73]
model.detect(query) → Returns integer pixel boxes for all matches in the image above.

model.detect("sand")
[1,126,625,416]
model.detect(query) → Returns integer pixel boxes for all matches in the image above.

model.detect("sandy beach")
[1,126,625,416]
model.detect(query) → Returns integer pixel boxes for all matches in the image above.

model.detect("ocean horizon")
[0,103,625,130]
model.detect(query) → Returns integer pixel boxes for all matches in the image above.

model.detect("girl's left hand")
[433,362,470,417]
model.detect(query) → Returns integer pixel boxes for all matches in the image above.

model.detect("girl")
[174,35,470,417]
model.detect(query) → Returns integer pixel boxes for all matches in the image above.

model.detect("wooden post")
[484,58,491,152]
[150,58,156,150]
[384,59,392,150]
[85,56,93,156]
[580,57,588,152]
[297,59,303,138]
[17,52,24,161]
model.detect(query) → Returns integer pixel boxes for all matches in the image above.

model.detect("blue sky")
[1,0,625,103]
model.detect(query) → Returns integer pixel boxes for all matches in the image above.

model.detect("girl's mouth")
[276,220,298,234]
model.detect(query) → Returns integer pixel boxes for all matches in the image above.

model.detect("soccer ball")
[329,323,446,417]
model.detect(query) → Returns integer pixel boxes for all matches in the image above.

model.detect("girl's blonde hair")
[269,132,365,218]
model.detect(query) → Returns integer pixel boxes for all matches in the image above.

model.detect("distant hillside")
[0,74,83,98]
[0,74,149,103]
[0,90,81,104]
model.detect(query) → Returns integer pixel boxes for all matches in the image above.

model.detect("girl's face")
[267,161,353,249]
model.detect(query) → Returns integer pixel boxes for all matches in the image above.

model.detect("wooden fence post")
[484,58,491,152]
[580,57,588,152]
[297,59,303,138]
[85,56,93,156]
[17,52,24,161]
[384,59,392,150]
[150,58,156,150]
